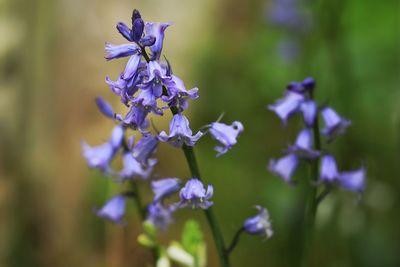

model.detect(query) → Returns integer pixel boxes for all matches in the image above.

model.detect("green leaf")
[137,233,155,248]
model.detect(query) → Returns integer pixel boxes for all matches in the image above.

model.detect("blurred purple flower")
[268,91,304,125]
[319,154,339,183]
[300,100,317,127]
[209,121,244,157]
[321,107,351,142]
[268,153,299,184]
[95,96,114,119]
[288,128,320,159]
[119,152,155,180]
[147,202,174,230]
[152,178,181,202]
[177,178,213,209]
[132,135,159,166]
[243,205,273,239]
[96,195,126,223]
[339,167,366,193]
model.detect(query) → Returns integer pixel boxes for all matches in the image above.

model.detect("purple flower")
[145,22,172,60]
[320,107,351,142]
[95,96,114,119]
[243,205,273,239]
[132,135,159,166]
[338,167,366,193]
[268,91,304,125]
[122,53,142,80]
[319,155,339,183]
[147,202,173,230]
[131,16,144,42]
[96,195,126,223]
[105,43,140,60]
[159,114,203,147]
[177,178,213,209]
[209,121,244,157]
[82,126,124,172]
[302,77,315,91]
[162,75,199,110]
[300,100,317,127]
[115,105,149,131]
[268,153,299,183]
[152,178,181,202]
[119,152,155,180]
[116,22,133,41]
[106,72,143,106]
[288,128,320,159]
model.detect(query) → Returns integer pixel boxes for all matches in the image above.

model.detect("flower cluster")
[268,77,366,193]
[81,10,250,231]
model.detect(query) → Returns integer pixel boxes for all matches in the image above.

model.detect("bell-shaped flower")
[300,100,317,127]
[147,202,174,230]
[268,91,304,125]
[115,105,149,131]
[106,71,143,106]
[145,22,172,60]
[95,96,114,119]
[95,195,126,223]
[319,154,339,183]
[162,75,199,111]
[105,43,140,60]
[158,114,203,147]
[132,135,159,166]
[177,178,213,209]
[268,153,299,184]
[288,128,320,160]
[320,107,351,142]
[209,121,244,157]
[122,53,142,80]
[82,125,124,172]
[243,205,273,239]
[152,178,181,202]
[132,89,163,115]
[338,167,366,193]
[119,152,155,180]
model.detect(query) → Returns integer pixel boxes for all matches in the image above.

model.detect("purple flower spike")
[243,205,273,239]
[95,96,114,119]
[300,100,317,127]
[119,152,155,180]
[209,121,244,157]
[152,178,181,202]
[319,155,339,183]
[339,168,366,193]
[268,154,299,183]
[132,135,159,166]
[320,107,351,142]
[145,22,172,60]
[105,43,139,60]
[288,128,320,159]
[96,195,126,223]
[268,91,304,125]
[147,203,173,230]
[116,22,133,41]
[177,178,213,209]
[158,114,203,147]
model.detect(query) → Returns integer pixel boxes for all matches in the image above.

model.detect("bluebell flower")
[268,153,299,183]
[132,135,159,166]
[243,205,273,239]
[209,121,244,157]
[319,154,339,183]
[152,178,181,202]
[147,202,173,230]
[320,107,351,142]
[268,91,304,125]
[96,195,126,223]
[106,71,143,106]
[162,75,199,110]
[131,16,144,42]
[159,114,203,147]
[145,22,172,60]
[338,167,366,193]
[116,22,133,41]
[115,105,149,131]
[302,77,315,91]
[95,96,114,119]
[122,53,142,80]
[119,152,155,180]
[288,128,320,159]
[82,125,124,172]
[105,43,140,60]
[177,178,213,209]
[300,100,317,127]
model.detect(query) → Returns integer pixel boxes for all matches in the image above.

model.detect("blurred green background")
[0,0,399,266]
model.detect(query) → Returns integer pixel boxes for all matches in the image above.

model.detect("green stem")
[300,91,321,267]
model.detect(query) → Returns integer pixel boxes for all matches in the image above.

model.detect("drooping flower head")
[338,167,366,193]
[119,151,155,181]
[152,178,181,203]
[147,202,174,230]
[209,121,244,157]
[132,135,159,166]
[320,107,351,142]
[177,178,213,210]
[161,75,199,111]
[145,22,172,60]
[319,154,339,183]
[268,153,299,184]
[95,195,126,223]
[159,114,203,147]
[288,128,320,160]
[268,91,304,125]
[243,205,273,239]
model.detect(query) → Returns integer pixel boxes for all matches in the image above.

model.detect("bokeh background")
[0,0,399,266]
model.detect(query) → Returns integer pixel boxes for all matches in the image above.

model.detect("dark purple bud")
[95,96,114,119]
[140,35,156,47]
[286,81,304,93]
[116,22,133,41]
[302,77,315,90]
[132,9,142,24]
[132,18,144,42]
